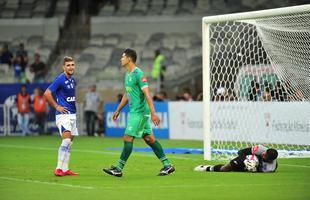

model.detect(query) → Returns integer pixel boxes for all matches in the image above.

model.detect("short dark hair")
[123,48,137,63]
[155,49,160,56]
[266,148,278,161]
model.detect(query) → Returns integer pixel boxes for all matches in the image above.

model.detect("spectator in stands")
[15,43,28,71]
[13,55,23,83]
[262,87,272,101]
[33,87,48,135]
[153,92,165,102]
[272,81,288,101]
[292,89,306,101]
[151,49,166,92]
[283,80,294,101]
[183,91,193,101]
[248,80,261,101]
[214,87,226,101]
[103,0,120,12]
[196,92,203,101]
[161,91,168,101]
[117,93,123,102]
[0,43,14,66]
[225,88,236,101]
[83,84,103,136]
[182,88,193,101]
[176,94,185,101]
[16,84,31,136]
[30,53,47,83]
[153,91,168,102]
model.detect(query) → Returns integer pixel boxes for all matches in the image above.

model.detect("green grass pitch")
[0,136,309,200]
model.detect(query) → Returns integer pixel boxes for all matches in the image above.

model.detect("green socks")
[117,141,133,171]
[148,140,171,167]
[116,140,171,171]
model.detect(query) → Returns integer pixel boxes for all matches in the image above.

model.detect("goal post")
[202,5,310,160]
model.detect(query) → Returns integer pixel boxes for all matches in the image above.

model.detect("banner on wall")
[211,102,310,145]
[0,83,58,135]
[169,102,203,140]
[105,102,169,138]
[0,105,5,135]
[168,101,310,144]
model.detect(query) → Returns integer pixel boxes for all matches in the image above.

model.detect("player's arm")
[112,93,128,121]
[142,87,160,126]
[44,88,68,114]
[237,147,252,158]
[251,144,268,156]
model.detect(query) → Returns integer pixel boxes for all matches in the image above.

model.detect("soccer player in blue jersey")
[44,56,78,176]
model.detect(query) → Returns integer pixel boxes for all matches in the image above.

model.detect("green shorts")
[125,113,152,138]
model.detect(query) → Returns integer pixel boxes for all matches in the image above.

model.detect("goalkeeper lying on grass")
[194,145,278,173]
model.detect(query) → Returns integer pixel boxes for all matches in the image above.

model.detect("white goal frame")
[202,4,310,160]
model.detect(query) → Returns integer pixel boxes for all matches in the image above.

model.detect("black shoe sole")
[158,167,175,176]
[103,168,122,177]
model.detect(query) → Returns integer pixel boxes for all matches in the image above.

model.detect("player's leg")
[103,135,134,177]
[194,163,233,172]
[55,131,72,176]
[197,156,246,172]
[90,111,96,136]
[17,113,25,136]
[55,115,78,176]
[117,134,134,171]
[85,111,91,136]
[103,114,142,177]
[24,113,30,135]
[143,134,175,176]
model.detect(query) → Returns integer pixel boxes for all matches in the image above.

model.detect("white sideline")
[1,176,309,191]
[0,176,94,190]
[0,144,199,160]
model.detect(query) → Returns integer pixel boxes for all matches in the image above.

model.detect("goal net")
[202,5,310,160]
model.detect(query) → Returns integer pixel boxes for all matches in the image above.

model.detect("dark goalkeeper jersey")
[238,145,278,172]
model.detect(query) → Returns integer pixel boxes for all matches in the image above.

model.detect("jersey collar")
[63,72,73,81]
[129,66,138,73]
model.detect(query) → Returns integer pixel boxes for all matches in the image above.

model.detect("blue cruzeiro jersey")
[48,73,76,115]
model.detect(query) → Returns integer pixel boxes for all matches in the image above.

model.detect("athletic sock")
[56,138,71,171]
[148,140,171,167]
[117,141,133,171]
[213,164,224,172]
[62,141,72,172]
[206,165,214,171]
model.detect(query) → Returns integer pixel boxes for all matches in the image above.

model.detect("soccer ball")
[244,155,259,172]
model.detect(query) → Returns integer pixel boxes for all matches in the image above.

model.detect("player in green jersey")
[103,49,175,177]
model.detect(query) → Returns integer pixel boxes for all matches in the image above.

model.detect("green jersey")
[125,67,150,114]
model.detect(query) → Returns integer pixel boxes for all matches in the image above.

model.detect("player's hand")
[112,110,120,121]
[56,105,69,114]
[151,113,160,126]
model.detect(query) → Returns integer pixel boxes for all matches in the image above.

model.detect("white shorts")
[55,114,79,136]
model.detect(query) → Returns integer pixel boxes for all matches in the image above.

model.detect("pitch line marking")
[1,176,308,191]
[0,176,94,190]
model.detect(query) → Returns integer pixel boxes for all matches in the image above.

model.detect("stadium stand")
[1,0,307,98]
[0,0,70,83]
